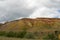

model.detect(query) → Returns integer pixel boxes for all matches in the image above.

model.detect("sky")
[0,0,60,22]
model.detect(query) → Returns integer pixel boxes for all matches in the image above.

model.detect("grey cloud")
[46,0,60,8]
[0,0,34,22]
[0,0,5,1]
[0,0,60,22]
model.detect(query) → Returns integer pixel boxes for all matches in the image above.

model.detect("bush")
[0,31,6,36]
[5,31,16,37]
[43,33,58,40]
[48,33,58,40]
[0,29,27,38]
[25,32,35,39]
[16,30,27,38]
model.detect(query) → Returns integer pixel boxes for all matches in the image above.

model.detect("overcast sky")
[0,0,60,22]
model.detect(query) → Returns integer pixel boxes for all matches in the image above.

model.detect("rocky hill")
[0,18,60,39]
[0,18,60,32]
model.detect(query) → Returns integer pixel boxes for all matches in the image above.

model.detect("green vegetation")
[0,36,40,40]
[0,18,60,40]
[16,31,27,38]
[0,31,6,36]
[43,33,58,40]
[5,31,16,37]
[0,31,35,39]
[0,27,37,39]
[0,31,59,40]
[0,31,26,38]
[0,27,59,40]
[25,32,35,39]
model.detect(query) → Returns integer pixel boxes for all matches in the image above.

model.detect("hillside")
[0,18,60,32]
[0,18,60,39]
[0,23,3,27]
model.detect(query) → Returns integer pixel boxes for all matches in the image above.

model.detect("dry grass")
[0,36,41,40]
[1,18,60,31]
[0,18,60,40]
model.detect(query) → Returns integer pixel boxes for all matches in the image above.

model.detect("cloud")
[0,0,60,22]
[29,0,60,18]
[0,0,35,22]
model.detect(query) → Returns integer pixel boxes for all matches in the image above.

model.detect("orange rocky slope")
[0,18,60,32]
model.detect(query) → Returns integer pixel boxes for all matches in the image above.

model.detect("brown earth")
[0,18,60,39]
[0,18,60,32]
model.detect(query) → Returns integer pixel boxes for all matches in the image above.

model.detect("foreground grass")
[0,36,41,40]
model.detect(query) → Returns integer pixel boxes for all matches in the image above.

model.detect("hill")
[0,18,60,32]
[0,18,60,39]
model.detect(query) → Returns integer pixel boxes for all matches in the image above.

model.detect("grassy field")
[0,36,41,40]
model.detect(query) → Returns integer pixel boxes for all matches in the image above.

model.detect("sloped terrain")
[0,18,60,32]
[0,23,3,27]
[0,36,41,40]
[0,18,60,39]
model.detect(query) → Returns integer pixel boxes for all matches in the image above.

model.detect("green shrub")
[43,33,58,40]
[16,30,27,38]
[48,33,58,40]
[5,31,16,37]
[0,31,6,36]
[25,32,35,39]
[0,30,27,38]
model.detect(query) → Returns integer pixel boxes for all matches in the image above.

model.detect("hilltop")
[0,18,60,32]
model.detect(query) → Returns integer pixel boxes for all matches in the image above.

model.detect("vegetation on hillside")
[0,30,60,40]
[0,18,60,40]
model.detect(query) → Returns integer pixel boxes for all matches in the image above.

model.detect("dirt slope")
[0,18,60,32]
